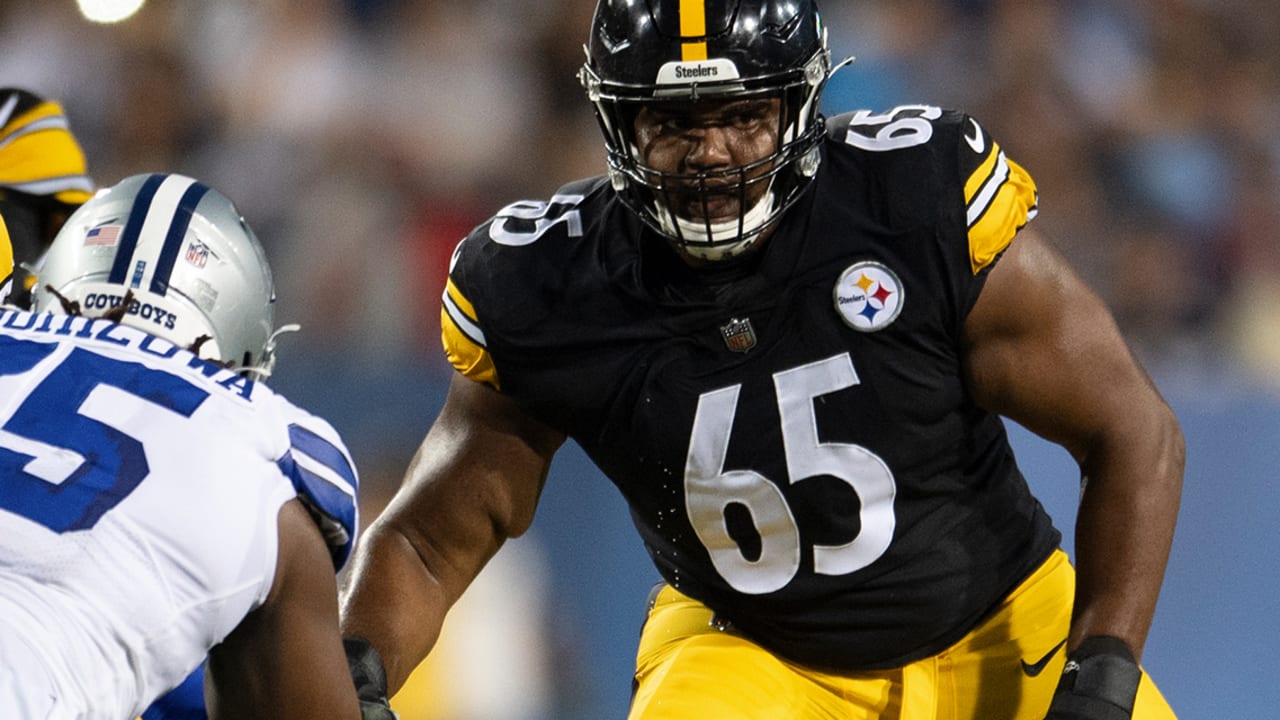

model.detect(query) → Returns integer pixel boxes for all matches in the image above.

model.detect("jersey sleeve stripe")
[441,277,501,388]
[443,278,486,347]
[964,148,1009,228]
[277,423,359,570]
[966,156,1039,274]
[0,114,70,149]
[286,423,358,492]
[441,304,501,390]
[0,93,95,204]
[441,278,503,386]
[0,175,95,197]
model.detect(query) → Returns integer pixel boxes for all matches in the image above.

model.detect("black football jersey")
[441,106,1061,670]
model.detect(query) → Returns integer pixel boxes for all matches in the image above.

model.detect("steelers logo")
[833,260,904,332]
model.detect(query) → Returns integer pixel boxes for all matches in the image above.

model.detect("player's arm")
[204,499,361,720]
[338,371,565,695]
[963,226,1184,660]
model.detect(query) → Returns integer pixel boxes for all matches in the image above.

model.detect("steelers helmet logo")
[834,260,904,332]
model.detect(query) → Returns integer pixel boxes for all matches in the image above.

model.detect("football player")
[339,2,1183,719]
[0,86,95,308]
[0,173,371,719]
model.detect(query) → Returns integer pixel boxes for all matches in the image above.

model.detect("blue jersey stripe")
[286,423,357,492]
[149,182,210,296]
[276,423,358,569]
[107,173,165,284]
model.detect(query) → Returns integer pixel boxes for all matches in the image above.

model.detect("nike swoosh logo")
[1020,639,1067,677]
[964,117,985,154]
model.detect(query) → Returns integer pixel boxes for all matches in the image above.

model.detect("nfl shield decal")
[186,238,210,268]
[720,317,757,353]
[834,260,904,332]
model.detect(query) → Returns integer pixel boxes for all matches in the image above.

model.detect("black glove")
[1044,636,1142,720]
[344,636,399,720]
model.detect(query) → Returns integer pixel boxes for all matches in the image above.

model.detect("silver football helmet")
[30,172,293,379]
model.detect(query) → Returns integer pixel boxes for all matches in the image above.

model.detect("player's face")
[633,97,781,225]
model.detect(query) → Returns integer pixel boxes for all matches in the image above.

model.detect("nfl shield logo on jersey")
[720,317,757,353]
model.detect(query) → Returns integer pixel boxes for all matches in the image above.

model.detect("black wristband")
[343,635,391,705]
[1045,636,1142,720]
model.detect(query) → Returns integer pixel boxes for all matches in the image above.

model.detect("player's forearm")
[339,521,451,693]
[1069,406,1184,659]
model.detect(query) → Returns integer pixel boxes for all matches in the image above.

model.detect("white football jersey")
[0,308,359,719]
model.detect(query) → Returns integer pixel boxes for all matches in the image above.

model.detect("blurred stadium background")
[4,1,1277,718]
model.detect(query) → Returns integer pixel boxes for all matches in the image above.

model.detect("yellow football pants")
[629,550,1175,719]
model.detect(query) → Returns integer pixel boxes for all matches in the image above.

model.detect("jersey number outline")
[684,353,897,594]
[843,104,943,152]
[0,342,209,533]
[488,194,585,246]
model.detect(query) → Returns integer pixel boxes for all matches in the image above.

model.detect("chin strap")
[660,191,776,262]
[237,323,301,380]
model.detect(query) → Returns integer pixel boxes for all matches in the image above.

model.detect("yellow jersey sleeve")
[962,139,1039,275]
[0,212,13,298]
[441,276,500,390]
[0,90,94,204]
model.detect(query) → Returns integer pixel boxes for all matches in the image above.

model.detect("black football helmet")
[580,0,835,261]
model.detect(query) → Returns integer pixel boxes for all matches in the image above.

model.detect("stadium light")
[77,0,146,24]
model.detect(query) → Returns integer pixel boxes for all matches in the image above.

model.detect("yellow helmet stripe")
[679,0,708,61]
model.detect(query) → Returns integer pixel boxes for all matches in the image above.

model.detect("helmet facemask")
[582,9,833,262]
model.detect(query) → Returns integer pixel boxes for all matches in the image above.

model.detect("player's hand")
[343,636,399,720]
[1043,636,1142,720]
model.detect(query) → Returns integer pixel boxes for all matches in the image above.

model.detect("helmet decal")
[185,237,211,269]
[656,59,740,86]
[84,220,123,247]
[105,173,212,297]
[678,0,708,60]
[32,173,286,379]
